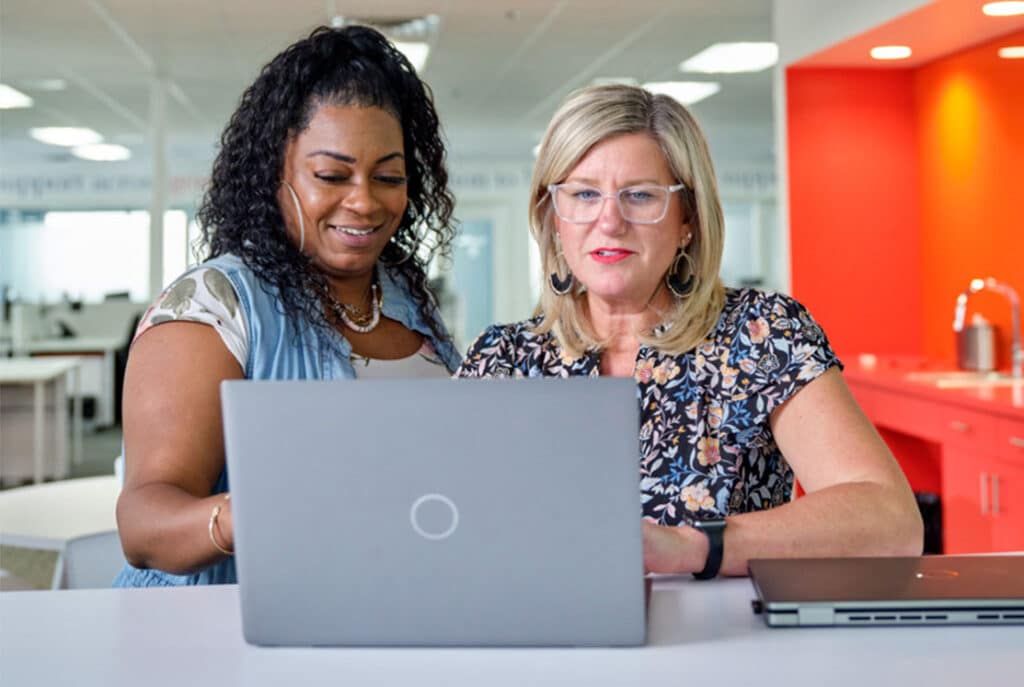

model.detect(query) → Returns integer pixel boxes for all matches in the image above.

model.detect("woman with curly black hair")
[113,25,460,587]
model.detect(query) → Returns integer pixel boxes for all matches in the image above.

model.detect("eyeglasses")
[547,182,687,224]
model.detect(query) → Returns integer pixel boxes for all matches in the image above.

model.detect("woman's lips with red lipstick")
[589,248,634,264]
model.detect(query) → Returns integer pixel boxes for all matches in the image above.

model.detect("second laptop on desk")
[222,377,646,647]
[749,554,1024,627]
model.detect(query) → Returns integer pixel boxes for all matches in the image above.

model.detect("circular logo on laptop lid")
[409,493,459,540]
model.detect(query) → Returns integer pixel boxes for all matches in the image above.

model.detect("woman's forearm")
[714,480,924,576]
[116,483,233,575]
[645,480,923,576]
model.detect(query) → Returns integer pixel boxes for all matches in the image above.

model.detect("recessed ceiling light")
[999,45,1024,58]
[0,83,34,109]
[72,143,132,161]
[983,2,1024,16]
[643,81,721,106]
[29,127,103,147]
[870,45,913,60]
[679,42,779,73]
[392,41,430,72]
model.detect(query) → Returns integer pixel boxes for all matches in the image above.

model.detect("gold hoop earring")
[666,248,695,299]
[282,180,305,253]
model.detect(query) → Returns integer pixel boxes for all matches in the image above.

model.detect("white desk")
[0,358,82,483]
[0,577,1020,686]
[26,336,122,428]
[0,475,121,589]
[0,475,119,547]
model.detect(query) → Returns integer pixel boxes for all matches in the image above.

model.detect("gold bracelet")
[208,494,234,556]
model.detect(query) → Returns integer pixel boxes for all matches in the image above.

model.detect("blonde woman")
[457,85,922,578]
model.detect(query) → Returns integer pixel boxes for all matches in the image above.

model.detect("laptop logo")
[916,569,960,580]
[409,493,459,541]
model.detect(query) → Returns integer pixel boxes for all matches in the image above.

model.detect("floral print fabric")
[134,267,248,367]
[456,288,841,525]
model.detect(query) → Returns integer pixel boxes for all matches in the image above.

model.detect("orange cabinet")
[940,445,993,553]
[848,376,1024,554]
[991,418,1024,552]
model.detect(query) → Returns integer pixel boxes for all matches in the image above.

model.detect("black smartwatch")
[691,519,727,580]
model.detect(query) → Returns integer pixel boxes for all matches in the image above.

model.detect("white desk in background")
[0,475,121,588]
[25,335,122,428]
[0,577,1020,686]
[0,358,82,483]
[0,475,119,547]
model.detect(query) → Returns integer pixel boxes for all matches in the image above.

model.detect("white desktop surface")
[0,357,81,383]
[0,475,119,547]
[23,336,124,355]
[0,577,1019,686]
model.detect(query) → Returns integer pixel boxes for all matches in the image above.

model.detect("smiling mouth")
[329,224,380,237]
[592,249,632,257]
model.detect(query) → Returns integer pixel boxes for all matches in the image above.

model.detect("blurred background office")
[2,1,1023,587]
[0,0,782,486]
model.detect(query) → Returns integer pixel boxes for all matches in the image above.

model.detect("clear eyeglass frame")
[546,182,687,224]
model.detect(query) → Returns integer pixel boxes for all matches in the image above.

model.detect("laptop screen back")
[222,377,646,646]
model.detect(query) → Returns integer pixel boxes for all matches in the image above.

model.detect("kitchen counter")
[842,354,1024,421]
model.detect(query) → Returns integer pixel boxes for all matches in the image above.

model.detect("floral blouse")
[456,288,841,526]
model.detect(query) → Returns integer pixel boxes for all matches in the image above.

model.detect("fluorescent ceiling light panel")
[870,45,913,60]
[999,45,1024,58]
[30,127,103,146]
[643,81,721,106]
[0,83,34,109]
[983,2,1024,16]
[680,42,778,73]
[392,41,430,72]
[21,78,67,91]
[72,143,132,161]
[591,77,640,87]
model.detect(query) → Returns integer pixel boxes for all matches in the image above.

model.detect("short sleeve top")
[456,288,842,525]
[133,266,451,375]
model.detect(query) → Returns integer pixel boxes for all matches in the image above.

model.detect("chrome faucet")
[953,277,1022,379]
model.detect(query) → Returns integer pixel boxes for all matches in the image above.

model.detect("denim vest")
[113,254,460,587]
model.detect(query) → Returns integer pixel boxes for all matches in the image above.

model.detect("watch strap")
[692,520,725,580]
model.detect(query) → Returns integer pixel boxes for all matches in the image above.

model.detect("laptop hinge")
[797,607,835,626]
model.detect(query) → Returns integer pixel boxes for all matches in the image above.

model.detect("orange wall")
[788,31,1024,368]
[916,29,1024,368]
[787,68,924,357]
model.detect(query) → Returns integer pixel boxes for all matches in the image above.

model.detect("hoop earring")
[282,180,305,253]
[549,270,574,296]
[379,212,420,266]
[548,232,574,295]
[666,249,695,299]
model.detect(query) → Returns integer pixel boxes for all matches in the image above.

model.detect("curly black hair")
[197,24,455,347]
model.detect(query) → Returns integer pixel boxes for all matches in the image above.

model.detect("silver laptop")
[221,377,646,647]
[749,555,1024,627]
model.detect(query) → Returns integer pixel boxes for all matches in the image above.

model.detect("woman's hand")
[642,520,708,575]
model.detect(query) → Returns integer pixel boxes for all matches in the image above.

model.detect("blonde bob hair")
[529,83,726,359]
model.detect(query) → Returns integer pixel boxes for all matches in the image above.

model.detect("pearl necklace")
[325,281,383,334]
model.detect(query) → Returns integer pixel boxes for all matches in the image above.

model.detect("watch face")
[694,519,727,531]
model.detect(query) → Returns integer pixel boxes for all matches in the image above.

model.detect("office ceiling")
[0,0,776,173]
[800,0,1024,68]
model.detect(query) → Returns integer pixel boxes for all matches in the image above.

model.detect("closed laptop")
[749,555,1024,627]
[221,377,646,646]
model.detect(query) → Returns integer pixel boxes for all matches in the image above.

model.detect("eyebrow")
[306,150,405,164]
[565,176,665,187]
